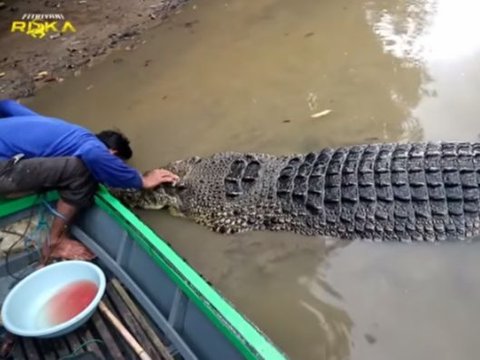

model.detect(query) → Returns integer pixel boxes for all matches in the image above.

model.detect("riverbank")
[0,0,190,99]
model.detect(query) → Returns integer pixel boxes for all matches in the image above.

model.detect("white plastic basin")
[1,260,106,338]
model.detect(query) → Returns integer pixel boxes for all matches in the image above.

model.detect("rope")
[26,198,50,253]
[2,193,67,278]
[41,198,67,221]
[3,194,39,280]
[58,339,105,359]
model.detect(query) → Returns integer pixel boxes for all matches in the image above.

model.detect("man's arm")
[79,145,178,189]
[79,145,143,189]
[0,100,39,118]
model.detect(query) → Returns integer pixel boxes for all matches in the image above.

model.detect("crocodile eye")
[192,156,202,164]
[175,180,187,191]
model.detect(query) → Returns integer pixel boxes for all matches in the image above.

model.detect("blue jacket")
[0,99,143,189]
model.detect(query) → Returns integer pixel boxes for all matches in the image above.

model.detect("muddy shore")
[0,0,190,100]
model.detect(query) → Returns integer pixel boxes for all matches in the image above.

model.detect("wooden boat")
[0,186,287,360]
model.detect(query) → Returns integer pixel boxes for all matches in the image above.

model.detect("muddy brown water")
[23,0,480,359]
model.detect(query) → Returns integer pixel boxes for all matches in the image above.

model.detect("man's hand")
[142,169,180,189]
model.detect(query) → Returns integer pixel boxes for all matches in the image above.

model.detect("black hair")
[96,130,133,160]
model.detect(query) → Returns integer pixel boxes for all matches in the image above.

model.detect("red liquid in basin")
[42,280,98,326]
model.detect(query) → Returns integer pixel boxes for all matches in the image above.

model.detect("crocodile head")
[109,156,203,217]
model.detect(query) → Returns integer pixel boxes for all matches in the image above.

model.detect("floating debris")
[86,84,94,90]
[44,76,57,82]
[311,109,332,119]
[34,71,48,81]
[49,33,60,40]
[364,333,377,344]
[306,92,318,111]
[184,20,199,28]
[78,0,87,3]
[0,72,5,78]
[0,2,5,10]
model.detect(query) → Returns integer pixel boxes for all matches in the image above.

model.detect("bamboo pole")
[98,301,152,360]
[111,279,175,360]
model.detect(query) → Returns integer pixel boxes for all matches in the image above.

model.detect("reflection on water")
[367,0,480,63]
[23,0,480,359]
[367,0,480,142]
[366,0,438,65]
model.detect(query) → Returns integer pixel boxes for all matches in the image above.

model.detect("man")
[0,99,179,262]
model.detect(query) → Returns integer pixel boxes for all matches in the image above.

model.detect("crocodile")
[109,142,480,242]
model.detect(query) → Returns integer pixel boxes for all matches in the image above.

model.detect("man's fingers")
[161,176,179,183]
[160,173,179,181]
[147,169,180,186]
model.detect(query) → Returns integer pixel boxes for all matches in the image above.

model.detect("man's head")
[96,130,133,160]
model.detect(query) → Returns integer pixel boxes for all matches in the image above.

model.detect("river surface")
[24,0,480,359]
